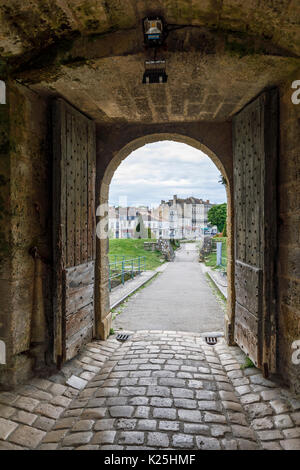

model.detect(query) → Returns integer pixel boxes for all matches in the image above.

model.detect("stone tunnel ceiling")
[0,0,300,124]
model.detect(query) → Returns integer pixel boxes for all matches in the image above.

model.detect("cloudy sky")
[109,141,227,208]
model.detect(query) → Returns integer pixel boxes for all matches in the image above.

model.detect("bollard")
[216,242,222,266]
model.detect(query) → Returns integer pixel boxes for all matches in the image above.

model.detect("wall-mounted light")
[143,60,168,84]
[142,17,168,84]
[143,17,167,47]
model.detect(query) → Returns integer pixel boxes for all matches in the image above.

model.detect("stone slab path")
[0,331,299,450]
[113,244,225,333]
[110,271,157,310]
[200,264,228,300]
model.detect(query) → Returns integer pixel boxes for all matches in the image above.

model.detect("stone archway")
[0,1,298,392]
[94,132,235,346]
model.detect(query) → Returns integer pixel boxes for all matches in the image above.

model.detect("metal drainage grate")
[116,333,131,342]
[205,336,218,345]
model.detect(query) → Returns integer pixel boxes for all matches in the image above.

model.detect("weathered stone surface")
[178,409,202,422]
[159,420,180,431]
[109,406,134,418]
[261,441,282,451]
[42,429,67,443]
[34,416,56,431]
[66,376,88,390]
[72,420,94,432]
[244,403,273,419]
[147,432,169,447]
[9,425,46,448]
[0,405,16,418]
[251,417,274,430]
[270,400,289,414]
[81,408,107,419]
[203,412,226,424]
[13,410,37,425]
[196,436,221,450]
[14,396,39,412]
[119,431,144,445]
[174,399,197,409]
[237,439,259,450]
[63,432,93,446]
[0,330,299,451]
[273,414,294,429]
[92,431,116,445]
[172,434,194,448]
[257,430,283,441]
[0,417,18,440]
[222,439,238,450]
[137,420,157,431]
[153,408,176,420]
[34,404,64,420]
[232,425,256,440]
[115,419,136,430]
[280,439,300,450]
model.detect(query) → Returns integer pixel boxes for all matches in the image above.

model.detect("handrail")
[108,255,146,291]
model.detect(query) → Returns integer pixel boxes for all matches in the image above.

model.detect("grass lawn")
[204,237,227,270]
[109,238,165,271]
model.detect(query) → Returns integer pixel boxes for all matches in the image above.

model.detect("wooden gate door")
[233,89,278,376]
[53,99,96,367]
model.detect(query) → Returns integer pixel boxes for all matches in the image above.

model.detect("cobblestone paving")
[0,331,299,450]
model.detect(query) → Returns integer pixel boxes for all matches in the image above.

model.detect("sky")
[109,141,227,208]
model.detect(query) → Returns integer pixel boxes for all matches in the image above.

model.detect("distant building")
[108,195,214,239]
[159,195,213,240]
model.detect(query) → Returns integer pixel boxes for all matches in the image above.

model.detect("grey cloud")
[109,141,227,207]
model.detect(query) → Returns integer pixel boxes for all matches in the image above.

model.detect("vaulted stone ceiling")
[0,0,299,124]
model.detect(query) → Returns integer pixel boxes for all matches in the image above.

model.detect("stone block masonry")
[0,81,51,387]
[277,73,300,395]
[0,331,299,450]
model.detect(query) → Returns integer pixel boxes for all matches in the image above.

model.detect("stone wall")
[0,82,51,388]
[277,74,300,394]
[156,239,175,262]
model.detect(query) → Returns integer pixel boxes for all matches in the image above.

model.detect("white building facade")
[109,195,214,240]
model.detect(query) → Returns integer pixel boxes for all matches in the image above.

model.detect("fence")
[108,255,146,291]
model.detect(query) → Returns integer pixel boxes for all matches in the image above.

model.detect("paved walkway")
[0,331,299,450]
[201,264,228,299]
[110,271,157,310]
[113,244,224,333]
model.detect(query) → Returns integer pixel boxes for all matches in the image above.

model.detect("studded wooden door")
[53,99,96,367]
[233,89,278,375]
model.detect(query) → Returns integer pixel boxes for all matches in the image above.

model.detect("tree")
[218,174,227,186]
[208,203,227,233]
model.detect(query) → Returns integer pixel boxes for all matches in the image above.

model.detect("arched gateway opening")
[0,2,299,396]
[96,134,234,343]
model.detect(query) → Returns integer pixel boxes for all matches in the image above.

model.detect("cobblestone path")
[0,331,300,450]
[0,331,299,450]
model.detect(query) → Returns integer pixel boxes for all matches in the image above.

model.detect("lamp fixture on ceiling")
[142,16,168,84]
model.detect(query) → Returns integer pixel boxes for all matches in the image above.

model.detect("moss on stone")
[225,40,256,57]
[85,19,101,31]
[13,31,80,75]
